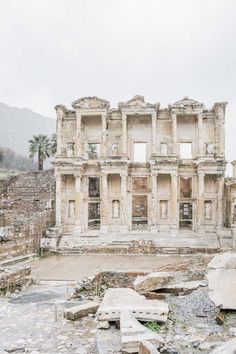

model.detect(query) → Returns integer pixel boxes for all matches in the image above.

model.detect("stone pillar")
[170,171,178,235]
[55,106,66,157]
[171,110,177,155]
[73,174,82,234]
[100,174,108,233]
[232,161,236,178]
[150,174,158,232]
[217,175,224,230]
[151,112,157,156]
[197,172,205,233]
[76,110,82,156]
[197,112,204,156]
[215,103,227,157]
[122,113,127,156]
[101,113,107,156]
[120,173,128,233]
[55,173,62,226]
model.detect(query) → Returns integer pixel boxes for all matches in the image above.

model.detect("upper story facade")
[54,95,227,168]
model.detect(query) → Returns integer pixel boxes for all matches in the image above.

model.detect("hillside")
[0,103,56,157]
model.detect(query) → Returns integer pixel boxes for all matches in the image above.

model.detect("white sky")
[0,0,236,173]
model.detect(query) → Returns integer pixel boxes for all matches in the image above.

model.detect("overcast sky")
[0,0,236,173]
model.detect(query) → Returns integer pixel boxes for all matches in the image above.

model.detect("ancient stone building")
[0,171,55,260]
[53,95,228,239]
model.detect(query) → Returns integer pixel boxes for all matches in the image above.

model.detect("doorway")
[88,202,100,230]
[132,195,148,230]
[179,202,193,230]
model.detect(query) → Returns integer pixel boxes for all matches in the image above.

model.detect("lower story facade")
[54,160,226,236]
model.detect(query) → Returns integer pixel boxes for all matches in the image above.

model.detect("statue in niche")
[205,202,212,219]
[69,200,75,219]
[112,200,120,218]
[67,143,75,157]
[160,201,168,219]
[206,143,214,155]
[111,142,118,155]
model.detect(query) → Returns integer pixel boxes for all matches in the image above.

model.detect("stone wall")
[0,170,55,260]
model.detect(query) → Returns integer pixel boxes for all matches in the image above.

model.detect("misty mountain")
[0,103,56,157]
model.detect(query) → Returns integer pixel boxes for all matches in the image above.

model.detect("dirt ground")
[29,254,210,280]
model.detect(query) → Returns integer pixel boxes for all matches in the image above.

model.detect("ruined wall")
[0,170,55,260]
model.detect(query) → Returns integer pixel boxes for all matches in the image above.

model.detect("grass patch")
[144,321,162,332]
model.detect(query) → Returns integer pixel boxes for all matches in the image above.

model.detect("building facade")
[53,95,227,236]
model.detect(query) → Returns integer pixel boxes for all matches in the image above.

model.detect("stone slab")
[96,288,168,322]
[210,338,236,354]
[139,340,160,354]
[96,327,122,354]
[208,253,236,269]
[120,310,164,353]
[163,280,207,294]
[134,272,174,294]
[64,301,99,320]
[208,269,236,309]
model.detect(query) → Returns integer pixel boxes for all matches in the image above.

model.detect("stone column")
[232,161,236,178]
[122,113,127,156]
[215,103,227,157]
[151,174,158,232]
[197,112,204,157]
[170,171,178,235]
[171,110,177,155]
[120,173,128,233]
[217,175,224,230]
[73,174,82,234]
[100,173,108,233]
[101,113,107,157]
[55,173,62,226]
[151,112,157,156]
[197,172,205,233]
[55,106,66,157]
[76,110,82,156]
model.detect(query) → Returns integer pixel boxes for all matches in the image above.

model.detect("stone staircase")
[58,231,222,255]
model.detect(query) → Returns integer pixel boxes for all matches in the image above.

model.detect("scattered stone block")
[208,253,236,310]
[96,326,121,354]
[210,338,236,353]
[98,321,110,329]
[134,272,174,294]
[163,280,207,294]
[208,253,236,269]
[139,340,160,354]
[97,288,168,323]
[120,311,164,353]
[64,301,99,321]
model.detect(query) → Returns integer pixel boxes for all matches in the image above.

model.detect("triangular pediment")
[118,95,156,109]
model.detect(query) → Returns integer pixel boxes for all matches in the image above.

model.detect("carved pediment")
[71,96,110,110]
[118,95,157,109]
[172,96,204,109]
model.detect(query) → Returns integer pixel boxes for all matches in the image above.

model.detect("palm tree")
[50,133,57,156]
[29,135,51,170]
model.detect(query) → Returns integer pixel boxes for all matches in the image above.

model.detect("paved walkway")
[29,254,212,281]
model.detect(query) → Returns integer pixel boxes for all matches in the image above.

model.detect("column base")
[120,225,128,234]
[150,226,158,233]
[170,226,178,236]
[73,225,82,235]
[100,225,108,234]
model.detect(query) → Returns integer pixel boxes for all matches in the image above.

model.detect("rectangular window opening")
[88,177,100,197]
[88,202,100,229]
[180,177,192,198]
[133,143,146,162]
[87,143,100,159]
[180,143,192,159]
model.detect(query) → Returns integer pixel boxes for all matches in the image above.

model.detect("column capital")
[198,171,205,177]
[122,112,126,120]
[171,170,178,177]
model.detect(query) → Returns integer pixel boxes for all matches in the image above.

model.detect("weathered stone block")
[134,272,174,294]
[97,288,168,322]
[139,340,160,354]
[64,301,99,320]
[120,311,164,353]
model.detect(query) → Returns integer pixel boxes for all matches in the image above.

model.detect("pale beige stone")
[139,341,160,354]
[97,288,168,323]
[210,338,236,354]
[64,301,99,321]
[134,272,174,294]
[120,311,164,353]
